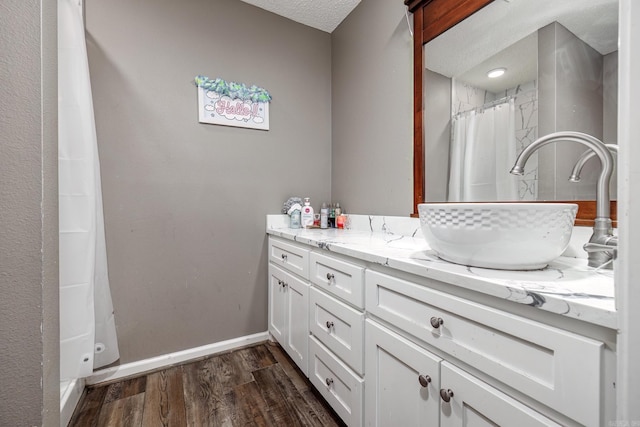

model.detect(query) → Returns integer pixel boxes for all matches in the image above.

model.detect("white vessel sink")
[418,203,578,270]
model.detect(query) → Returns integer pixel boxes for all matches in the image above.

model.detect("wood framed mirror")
[405,0,617,227]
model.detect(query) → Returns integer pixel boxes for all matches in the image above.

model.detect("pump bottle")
[301,198,315,228]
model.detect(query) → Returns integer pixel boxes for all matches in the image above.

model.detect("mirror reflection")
[423,0,618,203]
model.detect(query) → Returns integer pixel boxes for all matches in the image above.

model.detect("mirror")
[414,0,618,215]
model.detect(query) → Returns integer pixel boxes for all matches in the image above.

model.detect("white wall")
[615,0,640,420]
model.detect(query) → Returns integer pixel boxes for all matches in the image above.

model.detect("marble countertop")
[267,214,616,329]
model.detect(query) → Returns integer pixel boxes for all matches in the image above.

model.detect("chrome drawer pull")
[439,388,454,402]
[326,321,334,330]
[418,375,432,388]
[281,254,287,261]
[326,377,334,387]
[326,272,335,282]
[430,317,444,329]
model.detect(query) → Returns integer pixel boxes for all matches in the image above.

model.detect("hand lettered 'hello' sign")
[195,75,271,131]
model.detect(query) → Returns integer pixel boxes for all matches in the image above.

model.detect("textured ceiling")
[239,0,361,33]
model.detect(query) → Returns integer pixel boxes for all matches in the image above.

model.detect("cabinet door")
[365,320,441,427]
[439,362,562,427]
[285,271,309,377]
[269,263,309,376]
[268,264,287,344]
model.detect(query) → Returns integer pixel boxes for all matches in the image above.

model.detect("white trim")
[86,331,269,386]
[60,377,85,427]
[616,0,640,421]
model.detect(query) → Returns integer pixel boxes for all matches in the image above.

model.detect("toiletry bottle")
[288,203,302,229]
[290,209,301,229]
[320,203,328,229]
[329,203,335,228]
[301,197,314,228]
[335,202,342,218]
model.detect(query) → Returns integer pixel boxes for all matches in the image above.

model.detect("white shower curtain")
[59,0,119,381]
[448,99,519,202]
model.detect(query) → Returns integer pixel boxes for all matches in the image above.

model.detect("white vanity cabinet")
[266,224,614,427]
[267,238,310,376]
[365,269,608,427]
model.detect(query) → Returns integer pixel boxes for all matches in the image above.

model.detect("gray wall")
[538,22,604,200]
[0,1,59,425]
[603,51,619,145]
[86,0,332,363]
[331,0,413,216]
[424,70,452,202]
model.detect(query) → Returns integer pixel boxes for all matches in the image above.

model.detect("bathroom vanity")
[267,214,616,427]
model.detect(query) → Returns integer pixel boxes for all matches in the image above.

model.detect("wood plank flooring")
[68,342,346,427]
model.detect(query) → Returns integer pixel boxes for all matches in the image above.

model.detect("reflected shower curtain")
[59,0,119,380]
[448,99,518,202]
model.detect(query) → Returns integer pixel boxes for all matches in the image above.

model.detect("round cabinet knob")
[439,388,454,402]
[281,254,287,261]
[326,378,334,387]
[418,375,432,387]
[326,273,335,281]
[430,317,444,329]
[326,321,334,330]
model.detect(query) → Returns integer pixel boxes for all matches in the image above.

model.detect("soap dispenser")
[301,197,315,228]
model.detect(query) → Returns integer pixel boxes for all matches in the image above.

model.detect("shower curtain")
[448,99,519,202]
[59,0,119,381]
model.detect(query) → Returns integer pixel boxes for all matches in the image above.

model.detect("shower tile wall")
[452,81,496,115]
[452,80,539,200]
[503,82,539,200]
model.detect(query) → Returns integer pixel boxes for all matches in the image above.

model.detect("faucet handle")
[583,242,617,259]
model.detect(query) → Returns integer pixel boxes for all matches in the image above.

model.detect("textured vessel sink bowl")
[418,203,578,270]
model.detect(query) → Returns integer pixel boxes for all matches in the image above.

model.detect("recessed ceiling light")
[487,68,506,78]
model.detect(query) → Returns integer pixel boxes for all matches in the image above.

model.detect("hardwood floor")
[68,342,346,427]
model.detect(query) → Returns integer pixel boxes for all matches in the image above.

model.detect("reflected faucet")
[569,143,618,183]
[510,131,616,269]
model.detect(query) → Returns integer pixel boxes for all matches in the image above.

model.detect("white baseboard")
[86,331,269,386]
[60,377,85,427]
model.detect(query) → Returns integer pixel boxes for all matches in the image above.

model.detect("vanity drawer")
[365,270,604,427]
[309,287,364,375]
[308,336,363,427]
[269,237,309,279]
[309,252,364,308]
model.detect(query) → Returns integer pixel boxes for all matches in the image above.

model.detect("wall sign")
[195,75,271,130]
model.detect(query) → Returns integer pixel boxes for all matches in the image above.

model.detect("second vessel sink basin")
[418,203,578,270]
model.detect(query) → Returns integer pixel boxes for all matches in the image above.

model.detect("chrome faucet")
[569,143,618,183]
[510,131,616,269]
